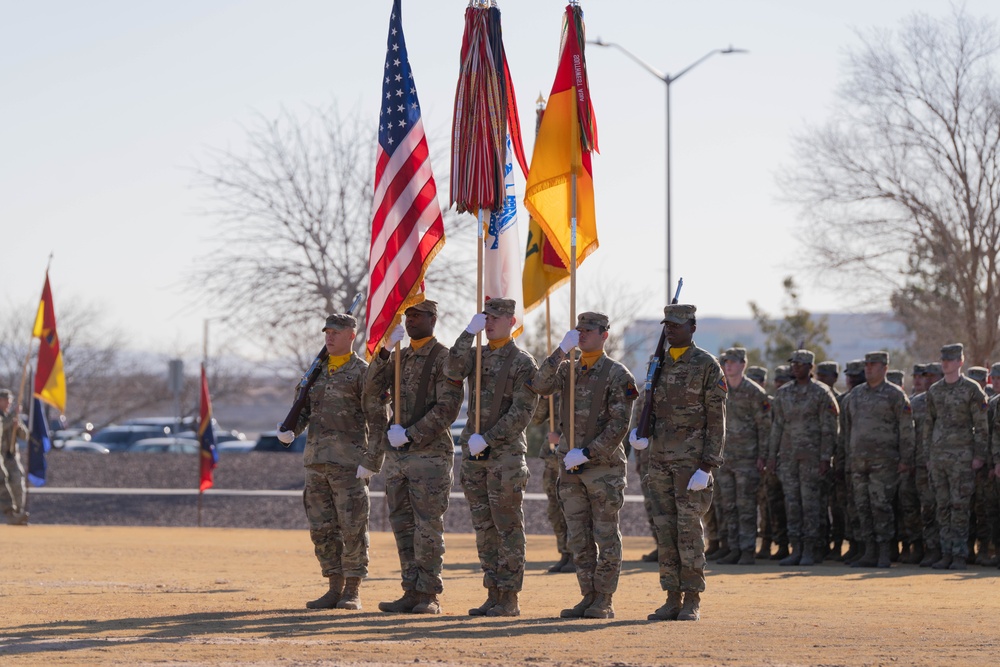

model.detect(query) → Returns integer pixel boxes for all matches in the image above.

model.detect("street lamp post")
[589,39,747,303]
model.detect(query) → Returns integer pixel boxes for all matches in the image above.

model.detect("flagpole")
[475,208,484,435]
[545,296,554,434]
[394,342,401,426]
[568,173,577,452]
[22,367,34,512]
[198,319,209,527]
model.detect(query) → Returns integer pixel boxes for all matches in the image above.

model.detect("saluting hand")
[559,330,579,355]
[465,313,487,335]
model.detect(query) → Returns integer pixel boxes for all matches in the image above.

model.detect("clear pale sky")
[3,0,995,357]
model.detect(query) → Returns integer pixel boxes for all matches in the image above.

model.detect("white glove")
[468,433,489,456]
[387,324,406,347]
[628,428,649,451]
[356,465,376,480]
[465,313,487,335]
[687,469,711,491]
[563,447,590,470]
[387,424,410,448]
[559,329,580,354]
[276,426,295,444]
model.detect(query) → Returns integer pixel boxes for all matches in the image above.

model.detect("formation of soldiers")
[694,344,1000,572]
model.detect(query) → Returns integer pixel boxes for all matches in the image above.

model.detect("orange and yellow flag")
[523,4,599,270]
[33,273,66,413]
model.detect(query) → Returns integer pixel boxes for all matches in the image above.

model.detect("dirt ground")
[2,525,999,666]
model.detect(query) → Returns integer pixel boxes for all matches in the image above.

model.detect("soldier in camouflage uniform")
[529,311,638,620]
[0,389,29,526]
[446,298,538,617]
[838,360,867,564]
[630,304,726,622]
[532,393,577,572]
[966,366,999,565]
[816,360,843,560]
[914,363,943,566]
[758,365,791,560]
[925,343,989,570]
[278,314,385,611]
[842,352,914,568]
[364,300,463,614]
[767,350,840,567]
[714,348,769,566]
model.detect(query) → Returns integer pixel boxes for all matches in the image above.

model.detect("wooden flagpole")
[545,296,554,435]
[475,208,485,434]
[568,172,577,451]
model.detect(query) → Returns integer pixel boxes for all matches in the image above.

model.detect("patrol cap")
[886,370,904,386]
[788,349,815,365]
[323,313,358,331]
[746,366,767,384]
[991,362,1000,378]
[864,351,889,365]
[720,347,747,363]
[404,299,438,316]
[483,298,516,318]
[661,304,696,324]
[940,343,963,361]
[816,361,839,376]
[966,366,989,383]
[923,362,944,377]
[775,364,792,382]
[0,388,12,400]
[844,360,865,377]
[912,363,927,376]
[577,311,610,331]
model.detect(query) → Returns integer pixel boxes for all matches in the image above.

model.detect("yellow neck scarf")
[669,346,690,361]
[581,350,603,369]
[410,336,433,350]
[488,336,512,351]
[327,353,352,373]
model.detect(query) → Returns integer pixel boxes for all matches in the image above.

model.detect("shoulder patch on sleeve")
[625,381,639,400]
[762,399,771,413]
[446,377,463,388]
[717,376,729,392]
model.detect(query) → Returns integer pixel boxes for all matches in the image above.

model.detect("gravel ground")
[27,451,656,539]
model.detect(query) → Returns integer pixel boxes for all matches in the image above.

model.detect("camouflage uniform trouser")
[541,454,569,554]
[384,450,453,595]
[638,448,657,541]
[0,451,25,516]
[461,452,530,592]
[303,463,370,578]
[929,458,974,558]
[778,457,824,543]
[914,465,939,550]
[757,470,787,546]
[831,472,852,542]
[716,462,760,552]
[850,458,899,543]
[645,461,714,593]
[558,463,625,595]
[896,470,922,544]
[972,467,1000,548]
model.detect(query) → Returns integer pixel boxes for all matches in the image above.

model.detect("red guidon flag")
[33,272,66,413]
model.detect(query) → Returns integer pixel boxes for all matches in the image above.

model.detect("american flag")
[366,0,446,359]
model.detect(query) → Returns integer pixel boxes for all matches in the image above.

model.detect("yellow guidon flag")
[523,3,599,272]
[33,272,66,413]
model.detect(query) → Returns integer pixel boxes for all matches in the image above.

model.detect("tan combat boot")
[876,542,892,568]
[378,589,421,613]
[755,539,772,559]
[306,574,345,609]
[737,549,755,565]
[583,593,614,619]
[919,545,941,568]
[779,542,802,566]
[486,590,520,617]
[851,541,878,568]
[641,547,659,562]
[468,586,499,616]
[6,510,29,526]
[548,553,572,573]
[798,541,815,566]
[559,592,596,618]
[336,577,363,610]
[718,548,742,565]
[677,591,701,621]
[948,555,967,570]
[411,592,442,614]
[647,591,682,621]
[931,553,953,570]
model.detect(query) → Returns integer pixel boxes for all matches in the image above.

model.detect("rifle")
[278,293,363,437]
[635,278,683,438]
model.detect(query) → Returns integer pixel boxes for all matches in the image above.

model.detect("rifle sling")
[561,356,615,449]
[403,342,446,429]
[479,345,518,435]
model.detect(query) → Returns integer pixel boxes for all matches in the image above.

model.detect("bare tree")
[750,277,831,369]
[192,105,473,366]
[781,8,1000,364]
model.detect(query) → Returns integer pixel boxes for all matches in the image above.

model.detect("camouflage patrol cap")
[746,366,767,384]
[816,361,839,376]
[788,349,815,365]
[912,363,927,376]
[864,351,889,365]
[323,313,358,331]
[844,360,865,377]
[923,362,944,377]
[577,311,610,331]
[940,343,963,361]
[720,347,747,363]
[775,364,792,382]
[404,299,438,316]
[886,370,904,386]
[661,304,696,324]
[966,366,989,383]
[0,388,12,400]
[483,298,516,318]
[991,362,1000,378]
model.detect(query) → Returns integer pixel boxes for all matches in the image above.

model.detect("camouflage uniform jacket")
[528,351,637,467]
[446,332,538,456]
[924,376,989,462]
[364,337,463,464]
[910,392,929,466]
[723,376,770,463]
[767,379,839,463]
[292,354,384,468]
[1,408,28,458]
[833,390,852,474]
[842,380,914,466]
[634,344,727,469]
[988,394,998,465]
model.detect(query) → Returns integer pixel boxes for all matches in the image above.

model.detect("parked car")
[128,437,201,454]
[175,427,247,443]
[62,441,110,454]
[217,440,255,454]
[254,430,307,453]
[68,425,171,452]
[122,416,197,434]
[53,428,91,448]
